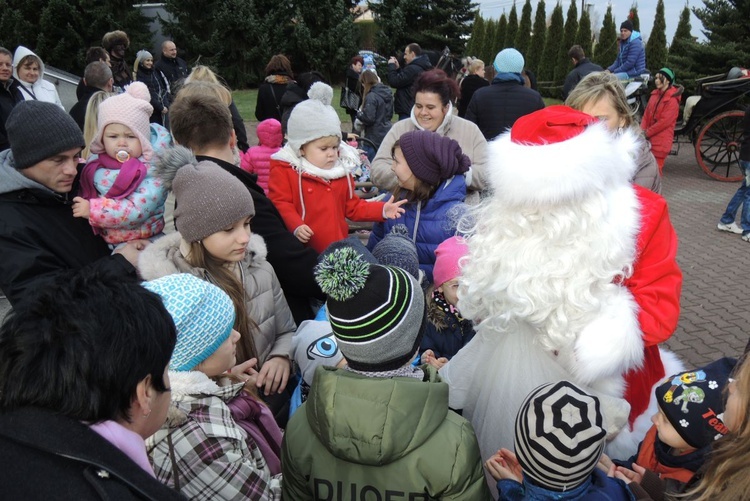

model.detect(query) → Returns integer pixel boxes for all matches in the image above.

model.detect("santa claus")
[440,105,683,464]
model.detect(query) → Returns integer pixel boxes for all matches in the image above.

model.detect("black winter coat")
[457,74,489,118]
[356,83,393,149]
[0,80,21,151]
[0,161,135,305]
[136,65,171,125]
[387,55,433,116]
[194,156,324,323]
[255,75,293,122]
[0,408,185,500]
[465,79,545,140]
[69,85,102,131]
[154,55,189,94]
[562,58,604,101]
[229,100,249,153]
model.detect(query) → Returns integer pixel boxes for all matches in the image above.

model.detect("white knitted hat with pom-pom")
[90,81,155,160]
[286,81,341,152]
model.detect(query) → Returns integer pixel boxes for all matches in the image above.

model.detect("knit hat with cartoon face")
[90,82,154,160]
[291,319,344,384]
[314,246,425,371]
[655,357,736,449]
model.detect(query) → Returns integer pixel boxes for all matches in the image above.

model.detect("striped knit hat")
[515,381,606,492]
[314,246,425,371]
[143,274,236,372]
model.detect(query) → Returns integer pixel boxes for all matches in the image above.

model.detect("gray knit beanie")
[155,146,255,243]
[6,101,85,170]
[286,82,341,152]
[314,247,425,372]
[372,224,420,281]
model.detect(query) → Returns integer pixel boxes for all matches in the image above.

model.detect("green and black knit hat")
[314,246,425,371]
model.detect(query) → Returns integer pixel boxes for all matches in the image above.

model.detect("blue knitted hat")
[143,274,236,372]
[493,48,525,74]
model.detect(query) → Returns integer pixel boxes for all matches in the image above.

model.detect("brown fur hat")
[102,30,130,51]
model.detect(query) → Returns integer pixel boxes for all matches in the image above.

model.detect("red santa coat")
[268,145,385,254]
[641,85,682,160]
[622,185,682,424]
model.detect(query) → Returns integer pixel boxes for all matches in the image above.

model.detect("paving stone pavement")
[0,143,746,370]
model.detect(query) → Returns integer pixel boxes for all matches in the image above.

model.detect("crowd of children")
[2,47,750,501]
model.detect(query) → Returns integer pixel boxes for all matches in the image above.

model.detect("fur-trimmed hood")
[163,371,244,428]
[487,122,640,207]
[271,141,360,181]
[139,231,269,281]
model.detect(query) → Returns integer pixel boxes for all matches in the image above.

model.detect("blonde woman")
[566,71,662,194]
[133,49,170,126]
[457,58,488,118]
[81,90,113,159]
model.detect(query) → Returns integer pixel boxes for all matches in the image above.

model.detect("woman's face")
[142,58,154,69]
[18,61,40,84]
[141,367,171,438]
[202,216,252,263]
[580,95,626,132]
[475,66,486,79]
[352,61,363,73]
[414,91,449,132]
[198,329,241,377]
[392,147,416,191]
[654,73,669,91]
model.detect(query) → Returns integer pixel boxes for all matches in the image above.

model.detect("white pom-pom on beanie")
[286,81,341,152]
[90,81,155,160]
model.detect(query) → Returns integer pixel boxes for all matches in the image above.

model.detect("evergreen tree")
[555,0,578,83]
[465,12,484,57]
[539,2,563,82]
[495,14,508,54]
[289,0,359,82]
[574,7,593,59]
[526,0,546,76]
[645,0,667,74]
[482,18,498,63]
[593,4,617,69]
[629,7,640,32]
[505,2,519,50]
[515,0,533,57]
[691,0,750,73]
[370,0,478,56]
[668,5,699,93]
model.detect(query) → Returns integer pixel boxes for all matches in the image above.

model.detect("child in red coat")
[241,118,282,194]
[641,68,683,172]
[268,82,405,253]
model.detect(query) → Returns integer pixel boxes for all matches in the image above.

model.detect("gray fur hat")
[155,146,255,243]
[286,82,341,152]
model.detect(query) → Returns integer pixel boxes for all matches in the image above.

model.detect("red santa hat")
[487,105,639,207]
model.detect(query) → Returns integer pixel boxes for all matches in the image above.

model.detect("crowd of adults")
[1,25,749,501]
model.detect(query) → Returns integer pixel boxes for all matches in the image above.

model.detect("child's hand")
[256,356,291,396]
[295,225,314,243]
[228,358,259,384]
[383,195,407,219]
[484,449,523,483]
[420,350,448,369]
[72,197,90,219]
[614,463,645,485]
[597,453,614,474]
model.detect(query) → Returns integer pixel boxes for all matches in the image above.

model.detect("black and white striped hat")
[515,381,606,492]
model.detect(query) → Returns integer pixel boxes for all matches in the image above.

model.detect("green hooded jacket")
[282,365,491,500]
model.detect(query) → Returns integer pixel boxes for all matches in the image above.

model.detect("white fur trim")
[168,370,221,397]
[487,124,639,207]
[272,142,359,180]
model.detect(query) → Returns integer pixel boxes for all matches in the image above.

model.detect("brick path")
[1,143,747,369]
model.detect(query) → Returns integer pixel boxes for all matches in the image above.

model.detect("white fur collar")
[487,123,639,207]
[168,370,221,396]
[272,142,360,180]
[138,231,268,281]
[410,102,455,135]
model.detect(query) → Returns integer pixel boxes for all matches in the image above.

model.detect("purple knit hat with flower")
[398,130,471,186]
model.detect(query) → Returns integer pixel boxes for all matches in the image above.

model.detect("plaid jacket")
[146,371,282,500]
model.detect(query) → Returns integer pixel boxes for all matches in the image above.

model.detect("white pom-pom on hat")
[287,81,342,152]
[307,81,334,106]
[126,81,151,102]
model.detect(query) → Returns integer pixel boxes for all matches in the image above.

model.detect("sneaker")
[718,222,744,234]
[743,234,750,242]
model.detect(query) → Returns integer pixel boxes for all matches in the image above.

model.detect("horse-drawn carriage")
[671,73,750,182]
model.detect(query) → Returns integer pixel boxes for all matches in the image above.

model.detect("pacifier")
[115,150,130,163]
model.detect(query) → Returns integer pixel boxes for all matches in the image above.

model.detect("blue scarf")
[493,72,525,85]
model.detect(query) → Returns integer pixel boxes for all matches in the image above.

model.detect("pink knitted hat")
[90,82,154,160]
[433,236,469,289]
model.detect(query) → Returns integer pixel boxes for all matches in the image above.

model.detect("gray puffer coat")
[139,232,296,365]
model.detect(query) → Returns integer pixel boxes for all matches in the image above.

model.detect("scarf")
[432,288,464,322]
[79,153,149,201]
[265,74,293,85]
[493,72,526,85]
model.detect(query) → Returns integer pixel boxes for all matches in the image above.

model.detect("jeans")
[720,160,750,234]
[614,72,631,80]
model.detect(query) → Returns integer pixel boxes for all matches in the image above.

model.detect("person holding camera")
[387,43,432,120]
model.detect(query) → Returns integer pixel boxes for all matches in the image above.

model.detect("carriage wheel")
[695,110,745,182]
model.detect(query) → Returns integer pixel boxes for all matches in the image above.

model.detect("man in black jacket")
[0,101,142,305]
[387,43,433,120]
[562,45,603,101]
[169,87,324,323]
[155,40,189,97]
[69,61,113,130]
[0,47,21,151]
[466,48,545,141]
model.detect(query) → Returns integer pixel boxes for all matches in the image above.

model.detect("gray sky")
[474,0,706,45]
